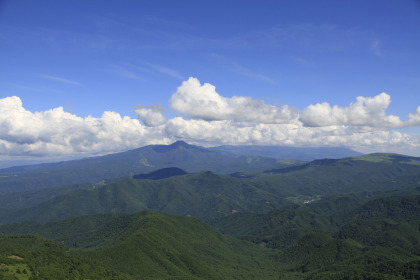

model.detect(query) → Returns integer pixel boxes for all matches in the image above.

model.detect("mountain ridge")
[2,153,420,224]
[209,144,364,161]
[0,141,290,194]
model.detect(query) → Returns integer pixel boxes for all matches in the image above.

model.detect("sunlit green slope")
[1,211,280,280]
[0,235,130,279]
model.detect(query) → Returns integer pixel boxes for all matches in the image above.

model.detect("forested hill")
[1,153,420,224]
[0,211,279,279]
[1,207,420,280]
[1,152,420,279]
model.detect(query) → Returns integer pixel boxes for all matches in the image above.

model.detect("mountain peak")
[152,140,198,153]
[170,140,190,148]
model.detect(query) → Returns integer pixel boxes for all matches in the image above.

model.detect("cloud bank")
[1,77,420,160]
[169,77,297,123]
[0,96,169,157]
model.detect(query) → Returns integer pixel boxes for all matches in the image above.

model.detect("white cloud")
[0,96,169,157]
[134,104,166,127]
[1,78,419,159]
[163,116,418,154]
[300,93,403,128]
[407,106,420,127]
[169,77,297,123]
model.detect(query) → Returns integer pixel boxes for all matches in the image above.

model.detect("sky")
[1,0,420,163]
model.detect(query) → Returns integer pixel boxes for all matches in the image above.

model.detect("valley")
[0,142,420,279]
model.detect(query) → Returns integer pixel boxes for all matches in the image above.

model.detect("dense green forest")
[1,143,420,279]
[1,207,420,279]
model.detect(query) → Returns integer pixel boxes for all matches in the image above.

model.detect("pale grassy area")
[352,153,420,165]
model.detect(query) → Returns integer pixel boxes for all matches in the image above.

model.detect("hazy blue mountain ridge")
[209,145,363,161]
[0,141,292,194]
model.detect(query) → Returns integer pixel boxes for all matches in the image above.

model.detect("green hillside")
[0,171,288,224]
[1,211,280,279]
[0,152,420,279]
[2,153,420,224]
[0,235,130,279]
[211,193,420,251]
[335,195,420,255]
[257,153,420,197]
[277,232,420,280]
[2,207,420,279]
[210,205,343,249]
[0,182,95,210]
[212,194,420,279]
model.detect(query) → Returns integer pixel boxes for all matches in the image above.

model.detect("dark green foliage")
[335,195,420,255]
[353,195,420,221]
[73,211,279,279]
[277,232,420,279]
[0,171,288,224]
[1,151,420,279]
[0,182,94,210]
[0,235,131,279]
[1,211,280,279]
[258,153,420,196]
[2,198,420,279]
[3,152,420,224]
[0,213,132,249]
[210,192,420,249]
[210,205,342,249]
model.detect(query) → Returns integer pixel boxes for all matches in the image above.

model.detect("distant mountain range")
[0,141,362,194]
[0,141,287,194]
[209,144,363,161]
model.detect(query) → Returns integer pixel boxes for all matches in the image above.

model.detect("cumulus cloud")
[169,77,297,123]
[134,104,166,127]
[1,77,420,159]
[299,93,403,128]
[407,107,420,127]
[163,117,417,151]
[0,96,169,157]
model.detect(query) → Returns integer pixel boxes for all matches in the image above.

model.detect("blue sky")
[1,0,420,161]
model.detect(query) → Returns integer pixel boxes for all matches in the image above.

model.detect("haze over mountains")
[0,141,361,194]
[209,145,363,161]
[0,141,420,279]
